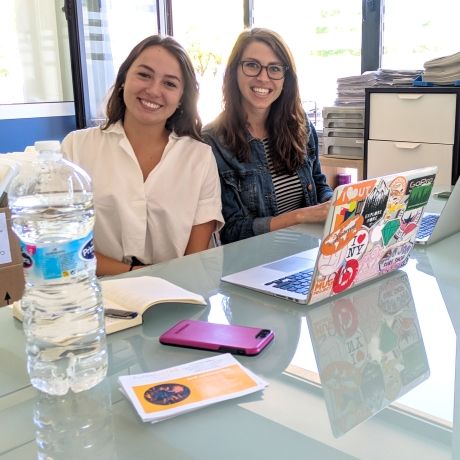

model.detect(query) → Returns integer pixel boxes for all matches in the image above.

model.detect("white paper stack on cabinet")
[423,51,460,85]
[322,106,365,159]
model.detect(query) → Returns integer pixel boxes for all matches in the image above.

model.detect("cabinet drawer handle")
[394,142,421,150]
[397,94,424,100]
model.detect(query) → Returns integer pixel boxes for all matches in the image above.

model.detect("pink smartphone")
[159,319,274,356]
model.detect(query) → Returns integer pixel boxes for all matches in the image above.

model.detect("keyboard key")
[265,269,314,294]
[417,214,440,239]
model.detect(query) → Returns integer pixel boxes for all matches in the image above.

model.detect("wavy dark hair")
[102,35,202,141]
[217,28,308,173]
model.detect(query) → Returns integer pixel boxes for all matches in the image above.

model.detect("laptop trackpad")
[263,256,314,273]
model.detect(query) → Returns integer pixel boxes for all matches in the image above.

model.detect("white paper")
[118,354,268,423]
[0,213,12,264]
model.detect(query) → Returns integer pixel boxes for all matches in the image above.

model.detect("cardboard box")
[0,195,24,307]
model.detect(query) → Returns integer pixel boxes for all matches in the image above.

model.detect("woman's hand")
[269,201,331,232]
[296,201,331,224]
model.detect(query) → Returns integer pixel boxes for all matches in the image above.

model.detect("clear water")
[10,192,108,395]
[34,380,116,459]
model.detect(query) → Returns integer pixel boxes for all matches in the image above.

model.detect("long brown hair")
[218,28,308,173]
[103,35,202,141]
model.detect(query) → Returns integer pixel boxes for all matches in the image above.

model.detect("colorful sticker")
[384,200,406,221]
[382,219,400,245]
[332,259,359,293]
[405,174,435,210]
[354,245,386,283]
[345,229,369,260]
[311,274,335,298]
[392,208,423,243]
[384,176,407,220]
[389,176,407,198]
[321,215,364,256]
[361,180,389,228]
[317,246,347,276]
[335,179,377,206]
[332,202,359,231]
[379,242,412,273]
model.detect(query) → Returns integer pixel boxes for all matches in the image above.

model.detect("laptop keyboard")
[264,269,314,295]
[417,214,440,239]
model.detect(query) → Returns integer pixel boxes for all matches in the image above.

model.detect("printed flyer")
[118,354,268,423]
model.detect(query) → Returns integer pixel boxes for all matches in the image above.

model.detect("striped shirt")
[262,138,304,215]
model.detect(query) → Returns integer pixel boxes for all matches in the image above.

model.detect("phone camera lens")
[257,329,270,338]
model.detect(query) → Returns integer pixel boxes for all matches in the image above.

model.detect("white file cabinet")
[364,88,460,186]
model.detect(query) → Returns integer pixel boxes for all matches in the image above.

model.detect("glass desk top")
[0,225,459,460]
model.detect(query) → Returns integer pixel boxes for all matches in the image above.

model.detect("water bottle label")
[21,233,95,280]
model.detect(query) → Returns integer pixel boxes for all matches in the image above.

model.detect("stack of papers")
[118,354,268,423]
[423,51,460,84]
[335,69,422,106]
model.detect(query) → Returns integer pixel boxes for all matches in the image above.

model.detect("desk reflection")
[33,380,116,459]
[306,271,430,437]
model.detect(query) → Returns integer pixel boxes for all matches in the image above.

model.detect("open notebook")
[415,177,460,245]
[221,166,437,305]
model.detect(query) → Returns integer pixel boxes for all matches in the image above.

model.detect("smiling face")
[237,40,285,117]
[123,45,184,130]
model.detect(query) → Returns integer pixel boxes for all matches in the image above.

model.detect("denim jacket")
[202,120,333,244]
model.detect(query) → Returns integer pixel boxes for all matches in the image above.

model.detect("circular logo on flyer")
[144,383,191,405]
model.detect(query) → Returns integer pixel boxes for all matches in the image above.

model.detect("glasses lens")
[267,65,285,79]
[242,61,261,76]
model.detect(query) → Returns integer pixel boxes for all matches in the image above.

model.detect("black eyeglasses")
[239,60,288,80]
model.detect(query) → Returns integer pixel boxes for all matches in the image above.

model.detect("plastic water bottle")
[8,140,108,395]
[34,380,116,459]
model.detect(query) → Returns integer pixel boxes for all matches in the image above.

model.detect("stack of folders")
[423,51,460,85]
[118,354,268,423]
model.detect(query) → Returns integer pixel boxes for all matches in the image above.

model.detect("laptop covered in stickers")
[221,166,437,305]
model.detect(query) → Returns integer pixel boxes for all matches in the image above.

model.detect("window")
[77,0,159,125]
[0,0,72,104]
[382,0,460,70]
[252,0,362,128]
[171,0,245,124]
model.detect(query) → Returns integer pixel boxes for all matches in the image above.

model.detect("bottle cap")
[34,140,61,152]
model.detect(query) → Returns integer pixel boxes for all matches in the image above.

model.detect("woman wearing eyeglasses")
[202,28,333,244]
